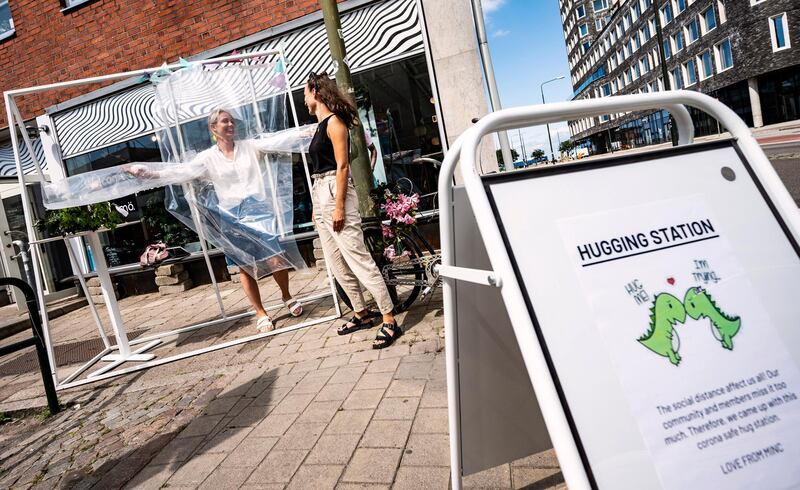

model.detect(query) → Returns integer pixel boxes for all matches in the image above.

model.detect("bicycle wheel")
[382,231,424,312]
[332,222,424,314]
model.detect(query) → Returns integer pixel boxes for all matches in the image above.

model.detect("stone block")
[155,263,184,276]
[312,248,325,259]
[312,238,321,248]
[87,277,101,287]
[227,265,240,275]
[315,258,327,271]
[158,279,193,294]
[154,271,189,286]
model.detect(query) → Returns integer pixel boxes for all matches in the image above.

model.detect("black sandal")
[337,314,374,335]
[373,322,402,349]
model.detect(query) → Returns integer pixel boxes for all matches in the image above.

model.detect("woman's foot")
[284,298,303,317]
[337,311,374,335]
[256,314,275,333]
[373,321,402,349]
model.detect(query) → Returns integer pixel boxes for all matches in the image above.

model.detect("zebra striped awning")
[52,0,424,159]
[0,138,47,177]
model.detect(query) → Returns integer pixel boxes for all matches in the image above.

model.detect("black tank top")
[308,114,341,176]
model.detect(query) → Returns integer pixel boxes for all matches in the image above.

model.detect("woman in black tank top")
[304,73,401,349]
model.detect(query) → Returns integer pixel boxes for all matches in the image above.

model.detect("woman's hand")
[332,206,345,233]
[124,164,156,179]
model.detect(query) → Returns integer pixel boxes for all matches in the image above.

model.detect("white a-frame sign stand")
[438,91,800,490]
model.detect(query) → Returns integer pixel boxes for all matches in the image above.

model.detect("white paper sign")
[558,194,800,489]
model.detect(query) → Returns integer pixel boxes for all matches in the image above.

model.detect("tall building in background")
[560,0,800,153]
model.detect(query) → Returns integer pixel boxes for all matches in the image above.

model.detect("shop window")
[0,0,14,41]
[769,13,791,52]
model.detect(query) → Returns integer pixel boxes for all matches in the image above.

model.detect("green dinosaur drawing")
[684,286,741,350]
[638,293,686,366]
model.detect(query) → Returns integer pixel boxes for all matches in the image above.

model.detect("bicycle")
[333,169,442,314]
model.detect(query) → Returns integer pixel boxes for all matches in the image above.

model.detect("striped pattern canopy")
[0,138,46,177]
[53,0,424,159]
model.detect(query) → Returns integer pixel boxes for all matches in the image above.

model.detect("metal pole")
[653,3,678,146]
[517,129,527,164]
[471,0,513,169]
[540,76,565,163]
[319,0,376,217]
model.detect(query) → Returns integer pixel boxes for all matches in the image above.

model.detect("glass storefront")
[759,64,800,127]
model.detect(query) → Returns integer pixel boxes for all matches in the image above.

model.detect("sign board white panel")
[483,141,800,489]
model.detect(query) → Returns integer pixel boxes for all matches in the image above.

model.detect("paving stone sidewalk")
[0,271,564,489]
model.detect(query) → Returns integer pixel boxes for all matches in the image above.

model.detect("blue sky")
[481,0,573,158]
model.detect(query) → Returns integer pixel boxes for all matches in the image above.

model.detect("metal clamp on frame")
[436,264,501,287]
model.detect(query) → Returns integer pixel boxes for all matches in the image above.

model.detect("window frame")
[683,58,697,86]
[714,38,734,72]
[0,0,15,42]
[685,18,700,44]
[769,13,791,52]
[61,0,99,12]
[701,5,717,34]
[698,49,714,80]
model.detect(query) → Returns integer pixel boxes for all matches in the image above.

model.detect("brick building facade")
[0,0,327,126]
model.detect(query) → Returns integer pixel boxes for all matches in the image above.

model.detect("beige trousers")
[312,174,395,314]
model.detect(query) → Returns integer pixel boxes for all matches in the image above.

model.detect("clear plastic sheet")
[40,124,316,210]
[42,61,316,279]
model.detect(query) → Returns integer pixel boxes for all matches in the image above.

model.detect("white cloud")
[482,0,507,14]
[492,29,511,38]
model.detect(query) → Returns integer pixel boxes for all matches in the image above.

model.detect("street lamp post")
[541,76,565,163]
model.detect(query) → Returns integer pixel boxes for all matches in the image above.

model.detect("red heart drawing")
[667,277,675,285]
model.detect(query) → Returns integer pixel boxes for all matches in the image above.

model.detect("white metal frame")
[4,49,343,390]
[437,90,800,490]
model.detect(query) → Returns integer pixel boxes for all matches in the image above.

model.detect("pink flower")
[383,245,396,259]
[381,224,395,239]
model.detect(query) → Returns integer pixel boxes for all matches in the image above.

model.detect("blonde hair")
[208,108,234,130]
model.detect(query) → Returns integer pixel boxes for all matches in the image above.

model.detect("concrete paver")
[0,270,564,489]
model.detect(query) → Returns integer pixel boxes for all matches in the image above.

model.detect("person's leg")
[312,178,372,333]
[239,269,268,317]
[328,184,396,327]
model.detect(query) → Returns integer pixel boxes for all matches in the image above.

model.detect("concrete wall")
[419,0,499,175]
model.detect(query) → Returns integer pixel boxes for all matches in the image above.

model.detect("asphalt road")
[763,142,800,206]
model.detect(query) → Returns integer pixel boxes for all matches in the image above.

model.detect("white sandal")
[256,315,275,332]
[285,298,303,317]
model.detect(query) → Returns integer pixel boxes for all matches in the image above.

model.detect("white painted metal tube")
[3,49,286,97]
[63,240,110,349]
[54,312,342,390]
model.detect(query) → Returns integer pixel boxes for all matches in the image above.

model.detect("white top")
[195,139,268,209]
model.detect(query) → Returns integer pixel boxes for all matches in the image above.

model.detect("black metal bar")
[0,277,60,414]
[0,337,37,356]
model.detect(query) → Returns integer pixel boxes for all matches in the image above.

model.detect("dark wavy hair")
[307,72,359,128]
